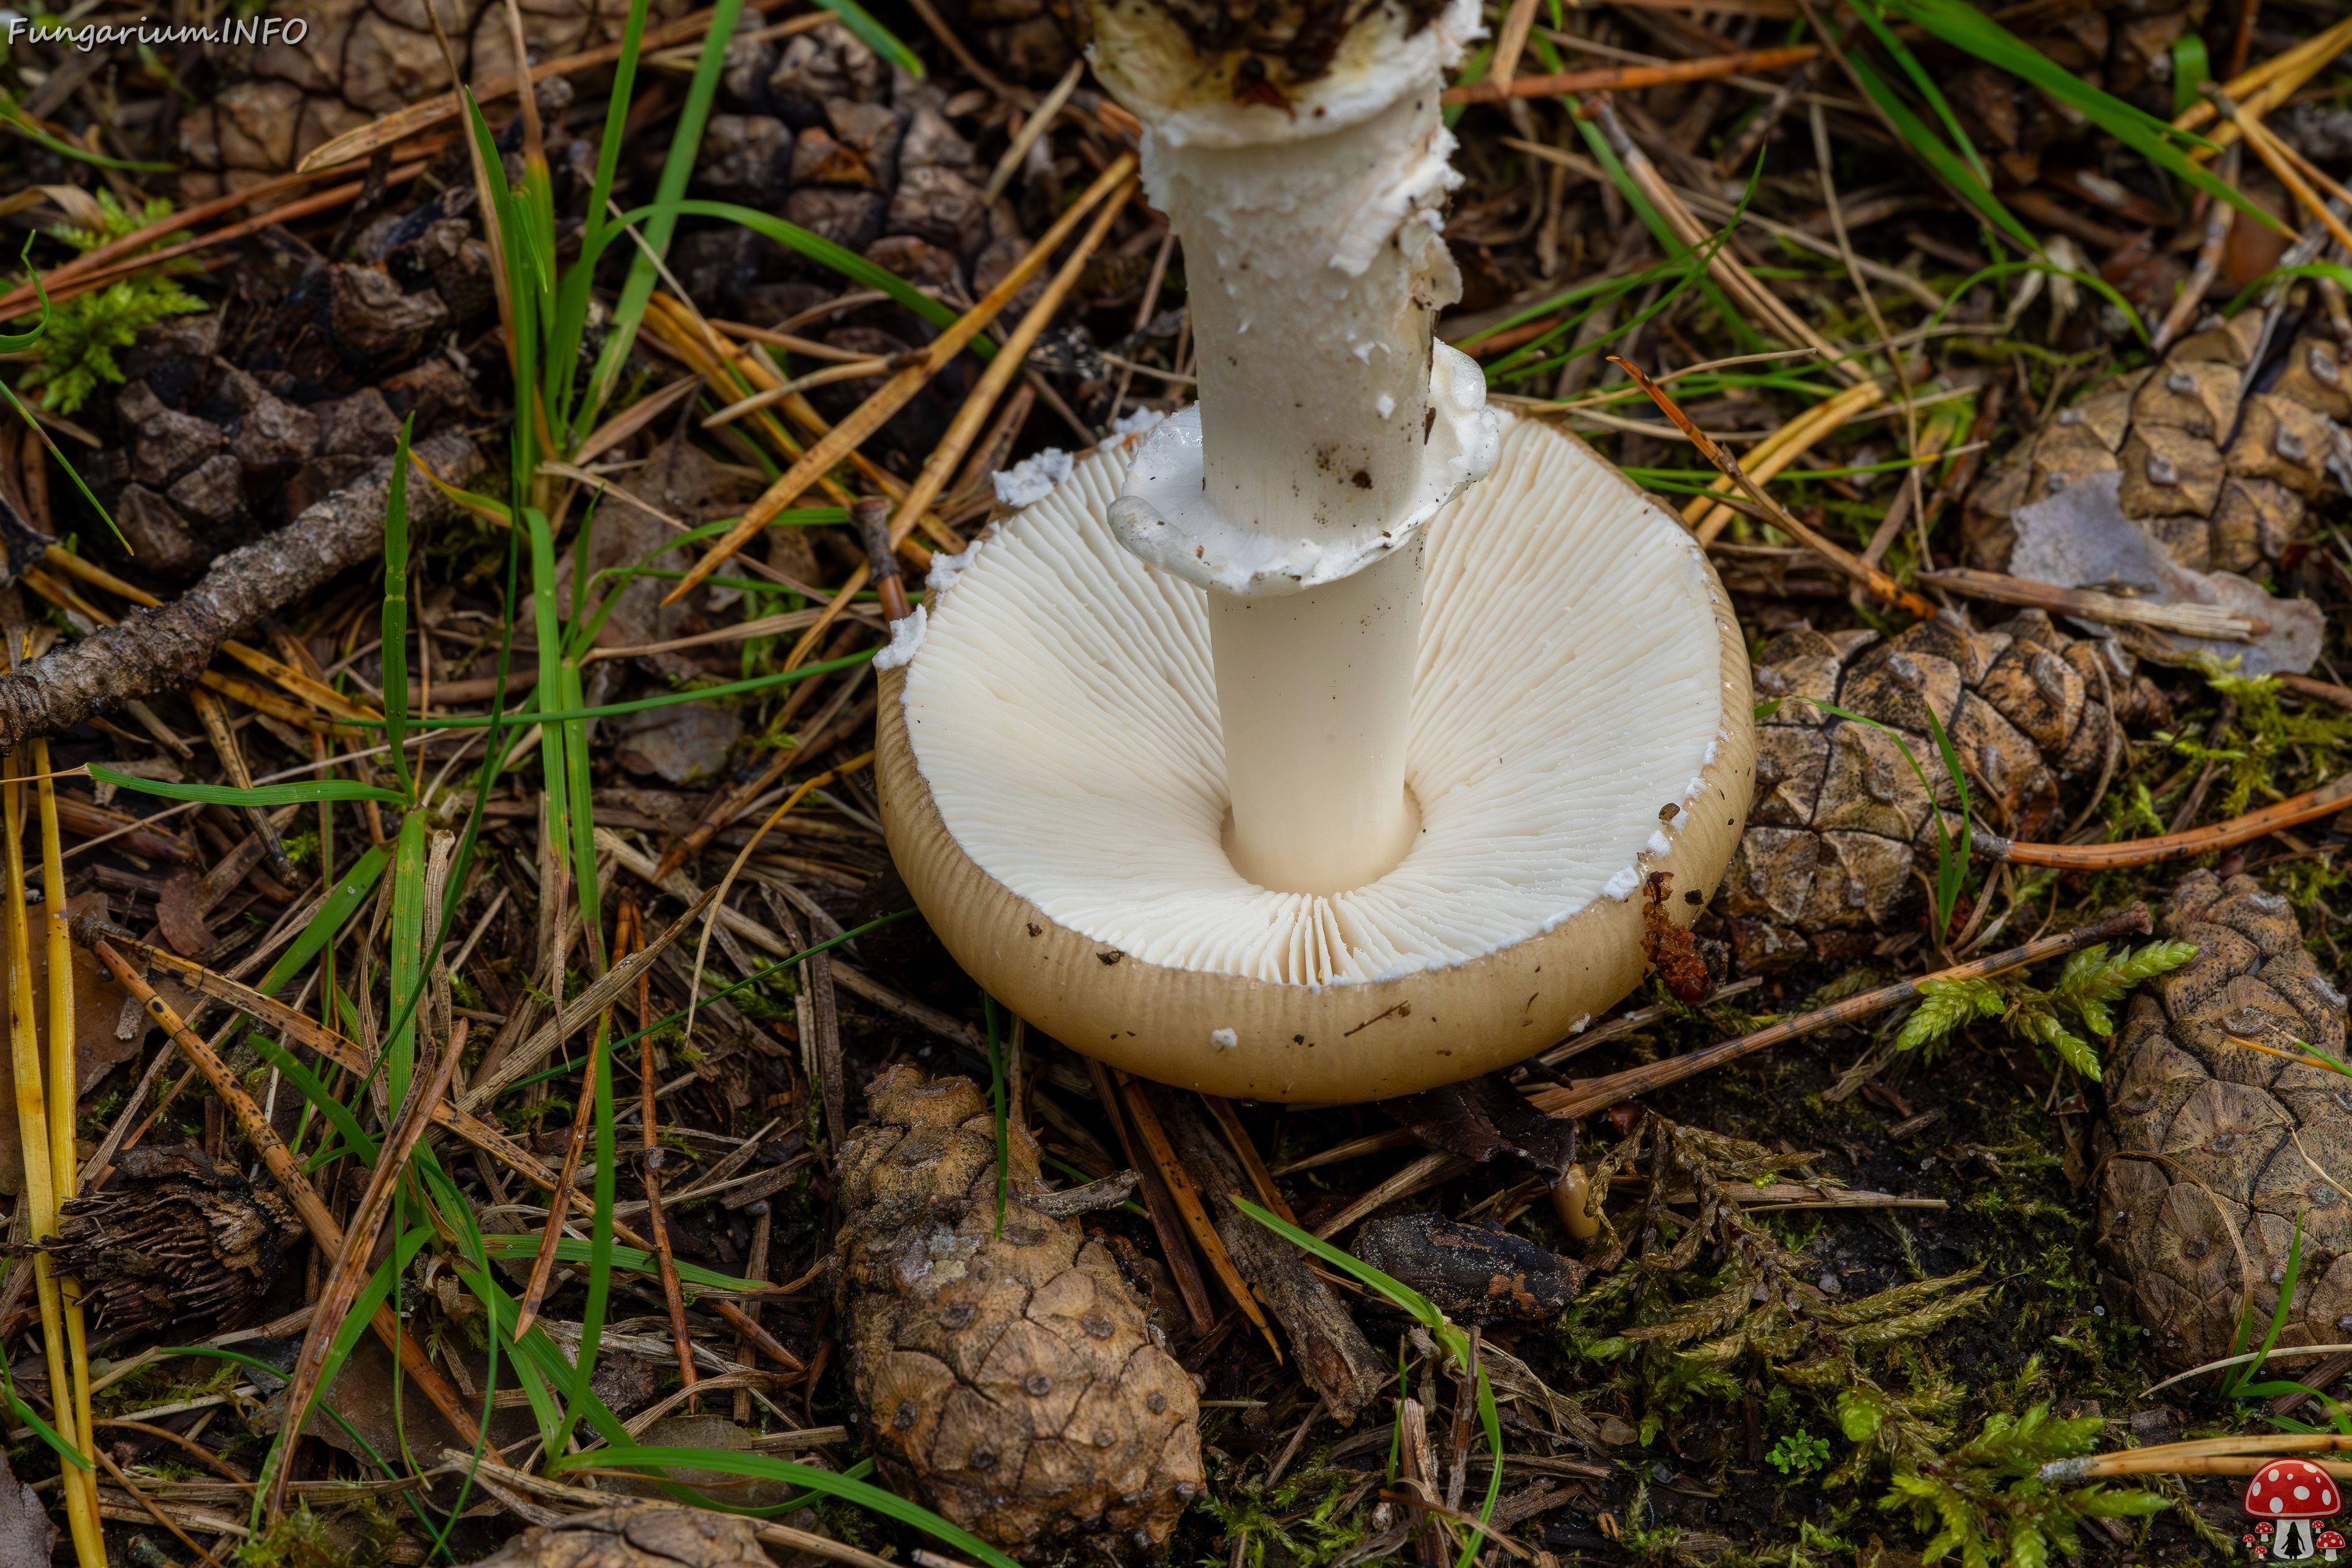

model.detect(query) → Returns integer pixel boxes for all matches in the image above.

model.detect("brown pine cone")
[1716,608,2168,970]
[1964,306,2345,576]
[2096,869,2352,1371]
[835,1067,1202,1559]
[176,0,691,200]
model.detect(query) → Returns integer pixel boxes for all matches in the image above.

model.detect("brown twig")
[1120,1077,1281,1359]
[1442,43,1819,103]
[510,1020,601,1342]
[2158,146,2243,352]
[1609,356,1935,616]
[2043,1432,2352,1483]
[1916,567,2266,639]
[1199,1095,1296,1224]
[2206,88,2352,257]
[0,434,480,752]
[95,1446,229,1568]
[1978,775,2352,869]
[1084,1054,1215,1334]
[1525,907,2154,1118]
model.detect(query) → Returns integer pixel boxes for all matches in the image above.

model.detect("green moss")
[18,191,206,415]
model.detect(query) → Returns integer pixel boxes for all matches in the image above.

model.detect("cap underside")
[897,415,1733,990]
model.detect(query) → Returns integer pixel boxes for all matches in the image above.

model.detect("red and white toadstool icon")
[2245,1460,2340,1560]
[2318,1528,2345,1561]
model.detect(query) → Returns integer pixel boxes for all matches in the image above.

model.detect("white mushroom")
[878,418,1752,1101]
[873,0,1754,1100]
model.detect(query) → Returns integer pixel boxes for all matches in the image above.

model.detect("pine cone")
[2095,870,2352,1371]
[97,318,416,578]
[175,0,692,200]
[1717,609,2168,969]
[37,1144,303,1335]
[835,1067,1202,1559]
[1964,308,2346,575]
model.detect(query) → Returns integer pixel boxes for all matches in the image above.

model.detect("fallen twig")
[1978,775,2352,868]
[0,434,480,752]
[1917,567,2267,640]
[1686,380,1887,543]
[2043,1432,2352,1483]
[1525,907,2153,1118]
[1441,43,1819,104]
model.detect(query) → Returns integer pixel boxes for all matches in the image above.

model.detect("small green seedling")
[1768,1431,1832,1476]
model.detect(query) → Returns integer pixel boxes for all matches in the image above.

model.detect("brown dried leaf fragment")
[155,868,214,958]
[467,1506,771,1568]
[1644,871,1713,1005]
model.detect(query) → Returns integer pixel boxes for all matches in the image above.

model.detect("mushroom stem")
[1214,545,1423,893]
[1088,0,1495,896]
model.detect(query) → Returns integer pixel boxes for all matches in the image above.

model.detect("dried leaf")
[1378,1073,1577,1182]
[470,1505,772,1568]
[155,867,214,958]
[0,1444,52,1568]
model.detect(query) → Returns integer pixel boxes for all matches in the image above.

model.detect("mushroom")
[2320,1529,2345,1561]
[2246,1460,2340,1560]
[872,0,1754,1101]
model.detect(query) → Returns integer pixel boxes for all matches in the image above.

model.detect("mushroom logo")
[874,0,1757,1104]
[2245,1460,2340,1559]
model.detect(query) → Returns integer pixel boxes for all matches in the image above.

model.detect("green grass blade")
[583,0,751,429]
[475,1235,778,1293]
[1231,1199,1502,1564]
[387,812,428,1110]
[336,647,877,731]
[87,766,408,809]
[248,1035,382,1166]
[2224,260,2352,315]
[602,198,992,356]
[1849,0,1989,184]
[0,94,175,170]
[0,237,50,352]
[1884,0,2274,231]
[2171,30,2209,121]
[1845,56,2037,251]
[260,844,390,995]
[1,1359,89,1470]
[382,413,416,802]
[556,0,653,442]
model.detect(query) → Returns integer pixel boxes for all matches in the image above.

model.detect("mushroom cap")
[2248,1461,2341,1518]
[879,413,1755,1102]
